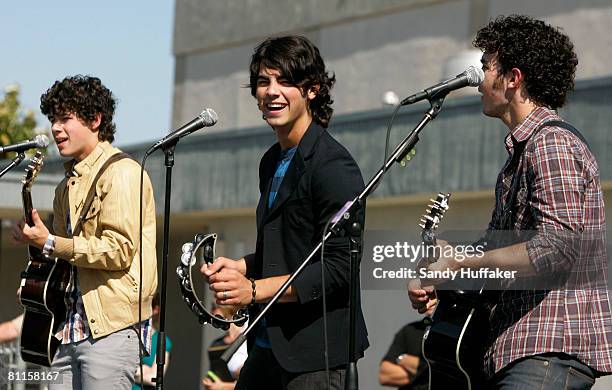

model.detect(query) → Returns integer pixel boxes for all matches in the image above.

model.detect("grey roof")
[1,171,63,214]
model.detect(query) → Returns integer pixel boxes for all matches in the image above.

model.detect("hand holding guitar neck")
[16,208,49,249]
[417,193,453,283]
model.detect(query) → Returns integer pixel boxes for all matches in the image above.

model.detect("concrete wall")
[172,0,612,131]
[173,0,453,55]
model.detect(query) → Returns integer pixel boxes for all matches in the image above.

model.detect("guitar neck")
[22,188,42,257]
[23,189,34,226]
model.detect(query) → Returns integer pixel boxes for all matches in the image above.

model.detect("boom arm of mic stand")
[220,97,447,364]
[0,152,26,179]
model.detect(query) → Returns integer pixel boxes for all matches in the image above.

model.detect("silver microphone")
[146,109,218,155]
[0,134,50,154]
[400,66,485,106]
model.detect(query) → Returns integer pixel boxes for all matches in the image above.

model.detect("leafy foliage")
[0,84,48,159]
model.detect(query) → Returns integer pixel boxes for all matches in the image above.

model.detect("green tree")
[0,84,48,159]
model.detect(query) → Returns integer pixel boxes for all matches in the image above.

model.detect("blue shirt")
[256,146,297,348]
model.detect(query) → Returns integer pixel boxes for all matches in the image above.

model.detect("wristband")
[249,278,256,305]
[42,234,56,256]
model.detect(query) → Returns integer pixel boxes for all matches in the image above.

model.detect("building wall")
[172,0,612,131]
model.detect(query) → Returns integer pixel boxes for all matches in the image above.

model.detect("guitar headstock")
[420,192,451,244]
[22,151,45,191]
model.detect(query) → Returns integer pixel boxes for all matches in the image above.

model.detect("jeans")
[49,328,139,390]
[490,353,596,390]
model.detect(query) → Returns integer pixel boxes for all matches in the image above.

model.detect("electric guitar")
[419,193,488,390]
[18,151,72,367]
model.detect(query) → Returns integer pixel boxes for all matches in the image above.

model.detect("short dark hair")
[248,35,336,128]
[473,15,578,109]
[40,75,117,142]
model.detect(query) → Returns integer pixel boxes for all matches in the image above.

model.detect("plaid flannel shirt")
[484,106,612,376]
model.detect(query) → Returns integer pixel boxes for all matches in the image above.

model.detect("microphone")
[146,108,218,156]
[0,134,50,154]
[400,66,484,106]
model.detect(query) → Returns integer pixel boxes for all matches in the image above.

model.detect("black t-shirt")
[382,320,429,390]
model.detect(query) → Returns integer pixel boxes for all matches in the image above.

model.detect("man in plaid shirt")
[409,15,612,389]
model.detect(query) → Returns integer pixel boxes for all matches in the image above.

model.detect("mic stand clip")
[0,152,26,179]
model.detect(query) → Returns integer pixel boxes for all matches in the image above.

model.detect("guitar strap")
[501,120,590,230]
[481,120,590,301]
[71,152,131,237]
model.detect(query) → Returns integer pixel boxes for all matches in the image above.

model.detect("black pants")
[235,345,346,390]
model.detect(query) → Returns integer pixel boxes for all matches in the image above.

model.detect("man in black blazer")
[202,35,369,389]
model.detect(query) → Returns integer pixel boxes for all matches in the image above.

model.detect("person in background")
[133,292,172,390]
[202,306,247,390]
[0,314,23,344]
[379,319,429,390]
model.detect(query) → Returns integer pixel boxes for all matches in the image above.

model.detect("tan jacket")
[52,141,158,339]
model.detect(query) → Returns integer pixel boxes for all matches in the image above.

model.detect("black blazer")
[244,123,369,372]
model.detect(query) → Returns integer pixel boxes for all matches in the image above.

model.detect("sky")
[1,2,175,148]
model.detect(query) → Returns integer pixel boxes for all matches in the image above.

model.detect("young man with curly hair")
[201,35,369,389]
[16,75,158,389]
[409,15,612,389]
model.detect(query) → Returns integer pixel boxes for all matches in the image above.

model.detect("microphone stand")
[153,144,176,390]
[345,221,362,390]
[0,152,26,179]
[221,96,448,390]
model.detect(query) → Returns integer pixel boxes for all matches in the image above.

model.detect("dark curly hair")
[248,35,336,128]
[40,75,117,142]
[473,15,578,109]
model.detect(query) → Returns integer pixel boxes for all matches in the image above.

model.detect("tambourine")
[176,233,249,330]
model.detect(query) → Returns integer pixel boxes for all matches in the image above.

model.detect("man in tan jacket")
[16,75,158,389]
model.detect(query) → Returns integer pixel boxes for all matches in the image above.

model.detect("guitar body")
[422,289,488,389]
[17,152,71,367]
[20,252,72,366]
